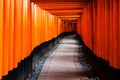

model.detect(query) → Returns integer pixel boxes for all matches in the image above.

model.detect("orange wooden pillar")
[45,10,48,41]
[112,0,119,68]
[48,12,51,40]
[52,16,55,37]
[49,15,52,39]
[44,11,48,41]
[31,2,36,49]
[41,9,45,43]
[119,0,120,68]
[81,7,88,46]
[79,2,93,50]
[0,0,3,79]
[51,16,54,37]
[55,17,58,36]
[36,6,42,44]
[50,14,53,40]
[100,0,105,59]
[92,0,97,55]
[9,0,14,71]
[109,0,113,67]
[27,0,32,56]
[26,0,30,56]
[101,0,109,61]
[33,3,37,46]
[99,0,104,57]
[54,17,58,37]
[94,0,109,61]
[77,18,81,35]
[95,0,102,57]
[55,17,58,37]
[104,0,109,61]
[21,0,29,59]
[109,0,119,69]
[34,4,39,47]
[52,16,56,38]
[14,0,22,68]
[87,2,93,50]
[3,0,10,76]
[52,16,54,37]
[55,17,59,37]
[58,19,61,35]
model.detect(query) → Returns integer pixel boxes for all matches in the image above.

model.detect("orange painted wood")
[36,6,42,44]
[35,0,89,2]
[0,0,74,78]
[100,0,105,59]
[48,9,83,14]
[76,0,120,69]
[112,0,119,68]
[92,0,97,53]
[34,4,39,46]
[9,0,14,71]
[86,2,93,50]
[3,0,10,76]
[39,5,84,10]
[36,2,84,20]
[95,0,102,57]
[60,18,79,21]
[109,0,113,67]
[52,13,82,16]
[36,2,87,6]
[22,0,29,59]
[104,0,109,61]
[54,17,58,37]
[14,0,22,68]
[77,18,81,35]
[31,2,36,49]
[47,13,52,40]
[44,11,48,41]
[119,0,120,68]
[81,7,88,47]
[41,9,45,43]
[0,0,3,79]
[25,0,29,57]
[57,19,61,35]
[27,0,32,56]
[52,16,54,37]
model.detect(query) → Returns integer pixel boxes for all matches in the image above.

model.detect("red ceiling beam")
[36,2,87,10]
[36,2,87,5]
[48,9,83,14]
[60,17,79,20]
[37,5,84,10]
[49,12,82,17]
[36,2,87,8]
[33,1,85,21]
[34,0,90,2]
[57,15,81,18]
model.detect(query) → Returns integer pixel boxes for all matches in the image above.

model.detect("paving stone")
[38,35,88,80]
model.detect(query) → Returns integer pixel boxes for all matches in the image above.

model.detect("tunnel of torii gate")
[0,0,120,80]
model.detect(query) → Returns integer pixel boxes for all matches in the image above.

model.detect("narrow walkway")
[38,35,88,80]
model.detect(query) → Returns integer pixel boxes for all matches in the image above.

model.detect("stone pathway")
[38,35,88,80]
